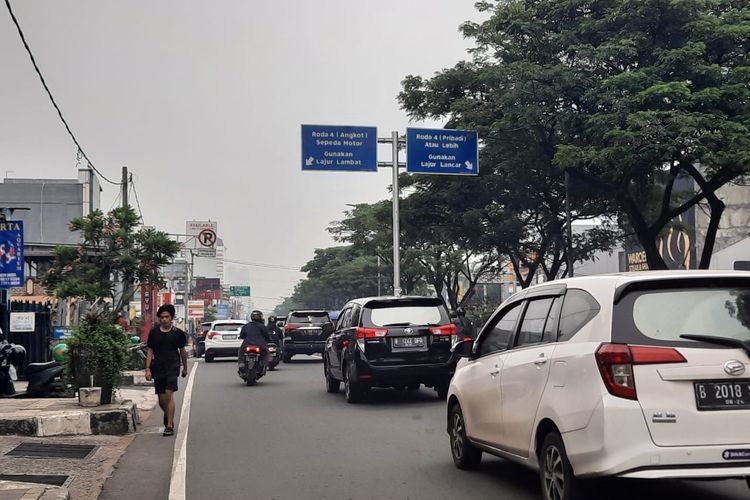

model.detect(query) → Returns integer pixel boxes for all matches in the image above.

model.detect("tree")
[43,206,181,321]
[203,305,217,323]
[274,246,384,312]
[401,0,749,271]
[331,196,496,307]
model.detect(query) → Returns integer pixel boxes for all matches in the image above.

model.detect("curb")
[121,372,153,386]
[0,402,138,437]
[0,481,69,500]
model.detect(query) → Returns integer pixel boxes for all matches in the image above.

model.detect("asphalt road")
[180,357,749,500]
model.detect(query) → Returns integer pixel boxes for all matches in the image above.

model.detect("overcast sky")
[0,1,481,312]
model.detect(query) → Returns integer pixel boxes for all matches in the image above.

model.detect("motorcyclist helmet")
[250,310,264,322]
[268,315,277,323]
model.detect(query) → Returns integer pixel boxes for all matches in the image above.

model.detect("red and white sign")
[188,300,205,319]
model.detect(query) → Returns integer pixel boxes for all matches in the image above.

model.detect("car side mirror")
[322,322,334,336]
[452,339,473,358]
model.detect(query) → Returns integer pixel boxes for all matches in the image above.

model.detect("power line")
[130,178,145,223]
[223,258,304,272]
[4,0,121,186]
[108,189,122,212]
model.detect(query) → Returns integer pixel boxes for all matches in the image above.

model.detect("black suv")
[282,310,333,362]
[323,296,458,403]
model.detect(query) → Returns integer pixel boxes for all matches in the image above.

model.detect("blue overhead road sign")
[406,128,479,176]
[301,125,378,172]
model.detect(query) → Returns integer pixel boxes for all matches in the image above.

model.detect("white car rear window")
[632,288,750,341]
[213,323,243,331]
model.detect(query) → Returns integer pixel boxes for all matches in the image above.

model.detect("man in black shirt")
[145,304,188,437]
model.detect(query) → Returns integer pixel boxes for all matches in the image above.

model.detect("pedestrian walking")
[144,304,188,437]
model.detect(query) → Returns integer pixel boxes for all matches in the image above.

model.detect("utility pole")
[377,132,405,297]
[121,166,129,209]
[377,255,382,296]
[121,166,132,321]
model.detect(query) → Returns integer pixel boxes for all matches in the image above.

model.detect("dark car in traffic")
[192,321,212,358]
[323,296,458,403]
[282,310,333,362]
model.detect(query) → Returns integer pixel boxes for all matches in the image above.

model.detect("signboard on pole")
[229,286,251,297]
[188,300,205,319]
[301,125,378,172]
[186,221,218,258]
[215,304,230,320]
[0,221,24,288]
[406,128,479,176]
[10,312,35,332]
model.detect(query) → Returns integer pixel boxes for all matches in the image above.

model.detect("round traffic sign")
[198,229,217,247]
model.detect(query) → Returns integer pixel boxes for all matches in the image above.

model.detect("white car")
[203,320,247,362]
[448,271,750,499]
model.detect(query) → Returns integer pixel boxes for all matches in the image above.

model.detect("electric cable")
[4,0,121,185]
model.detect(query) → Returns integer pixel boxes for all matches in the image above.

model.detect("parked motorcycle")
[267,342,280,371]
[0,340,25,397]
[129,342,148,370]
[25,359,66,397]
[238,345,267,386]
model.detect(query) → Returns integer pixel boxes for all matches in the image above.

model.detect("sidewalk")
[0,385,159,500]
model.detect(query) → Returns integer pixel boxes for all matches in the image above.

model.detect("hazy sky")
[1,1,481,312]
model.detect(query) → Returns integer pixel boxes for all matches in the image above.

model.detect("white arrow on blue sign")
[301,125,378,172]
[406,128,479,176]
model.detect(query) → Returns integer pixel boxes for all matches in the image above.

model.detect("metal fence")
[5,301,53,376]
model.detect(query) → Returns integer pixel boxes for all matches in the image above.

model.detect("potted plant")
[66,307,130,404]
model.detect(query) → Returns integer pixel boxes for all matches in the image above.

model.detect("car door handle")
[534,355,548,366]
[489,368,500,376]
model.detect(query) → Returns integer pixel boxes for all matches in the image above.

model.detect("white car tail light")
[595,344,687,400]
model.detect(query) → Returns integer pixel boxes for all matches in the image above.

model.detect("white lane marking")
[169,361,198,500]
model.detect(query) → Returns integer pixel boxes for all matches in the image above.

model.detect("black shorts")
[154,372,179,394]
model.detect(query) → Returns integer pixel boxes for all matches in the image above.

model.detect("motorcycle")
[129,342,148,370]
[0,340,25,397]
[25,359,66,397]
[267,342,280,371]
[238,344,267,386]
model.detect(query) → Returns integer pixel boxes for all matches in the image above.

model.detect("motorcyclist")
[238,310,272,374]
[266,315,283,350]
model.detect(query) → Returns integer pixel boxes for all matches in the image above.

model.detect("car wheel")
[282,353,293,363]
[204,354,214,363]
[539,432,580,500]
[449,404,482,470]
[344,366,365,404]
[324,361,340,394]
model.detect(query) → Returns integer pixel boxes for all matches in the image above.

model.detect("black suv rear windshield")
[613,282,750,346]
[364,298,448,327]
[288,312,329,324]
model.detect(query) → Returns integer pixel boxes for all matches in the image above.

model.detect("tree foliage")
[274,246,384,314]
[43,206,181,319]
[400,0,749,270]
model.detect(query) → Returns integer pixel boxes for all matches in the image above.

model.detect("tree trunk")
[699,198,725,269]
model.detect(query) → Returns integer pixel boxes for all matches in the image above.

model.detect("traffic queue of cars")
[318,271,750,500]
[195,270,750,499]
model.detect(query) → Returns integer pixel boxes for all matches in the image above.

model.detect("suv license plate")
[222,334,238,341]
[695,380,750,411]
[392,336,426,349]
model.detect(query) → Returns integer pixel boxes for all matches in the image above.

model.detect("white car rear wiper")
[680,334,750,357]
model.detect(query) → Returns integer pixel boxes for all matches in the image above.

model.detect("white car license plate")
[222,334,238,341]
